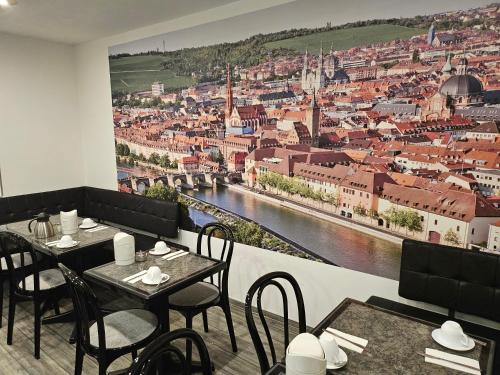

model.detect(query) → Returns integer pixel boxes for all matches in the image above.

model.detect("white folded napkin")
[325,327,367,353]
[161,250,184,260]
[425,348,480,375]
[166,252,189,261]
[122,270,147,283]
[86,226,108,233]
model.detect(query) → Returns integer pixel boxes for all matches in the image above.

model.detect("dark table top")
[267,298,494,375]
[4,216,121,258]
[83,249,225,301]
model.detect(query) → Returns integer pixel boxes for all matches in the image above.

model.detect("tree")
[214,150,224,164]
[412,49,420,63]
[148,152,161,165]
[353,203,367,218]
[405,210,423,233]
[145,182,178,202]
[368,209,378,223]
[444,228,461,247]
[171,159,178,169]
[226,220,264,248]
[115,143,130,156]
[159,154,171,169]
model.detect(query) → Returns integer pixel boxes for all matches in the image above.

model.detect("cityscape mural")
[108,0,500,279]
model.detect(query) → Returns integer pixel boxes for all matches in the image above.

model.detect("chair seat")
[89,309,158,349]
[169,282,220,309]
[20,268,66,291]
[1,252,32,270]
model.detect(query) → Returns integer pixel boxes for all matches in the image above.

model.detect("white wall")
[173,230,500,330]
[0,32,83,196]
[74,0,294,190]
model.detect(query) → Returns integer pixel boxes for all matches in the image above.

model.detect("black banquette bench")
[0,186,180,248]
[368,239,500,372]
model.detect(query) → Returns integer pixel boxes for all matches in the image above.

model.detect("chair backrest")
[245,271,307,374]
[196,223,234,293]
[399,239,500,322]
[58,263,107,353]
[128,328,212,375]
[0,232,39,293]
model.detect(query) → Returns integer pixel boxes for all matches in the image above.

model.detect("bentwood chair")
[245,271,307,374]
[0,232,66,359]
[168,222,238,361]
[59,264,161,375]
[128,328,213,375]
[0,244,34,329]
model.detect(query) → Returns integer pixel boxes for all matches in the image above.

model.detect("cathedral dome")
[439,74,483,98]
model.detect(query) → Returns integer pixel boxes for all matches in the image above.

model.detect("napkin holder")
[113,232,135,266]
[60,210,78,235]
[286,333,326,375]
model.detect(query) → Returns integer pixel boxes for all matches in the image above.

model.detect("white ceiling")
[0,0,238,44]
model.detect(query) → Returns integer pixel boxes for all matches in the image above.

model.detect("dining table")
[83,247,226,332]
[266,298,495,374]
[3,215,121,260]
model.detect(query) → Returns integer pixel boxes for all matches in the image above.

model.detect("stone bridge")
[128,173,231,192]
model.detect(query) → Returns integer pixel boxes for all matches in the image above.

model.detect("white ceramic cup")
[82,218,95,227]
[60,235,73,246]
[320,333,341,364]
[154,241,168,252]
[441,320,468,346]
[146,266,162,283]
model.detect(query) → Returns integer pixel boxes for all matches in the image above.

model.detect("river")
[118,167,401,279]
[186,185,402,280]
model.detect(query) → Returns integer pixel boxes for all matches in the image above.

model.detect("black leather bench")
[367,239,500,372]
[0,186,180,249]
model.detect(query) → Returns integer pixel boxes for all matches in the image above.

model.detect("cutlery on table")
[166,252,189,261]
[323,327,368,353]
[122,270,147,283]
[161,250,184,260]
[86,226,108,233]
[418,352,481,374]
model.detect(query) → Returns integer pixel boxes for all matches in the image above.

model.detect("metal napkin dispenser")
[113,232,135,266]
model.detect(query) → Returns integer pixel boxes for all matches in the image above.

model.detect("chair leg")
[0,277,4,329]
[7,290,16,345]
[222,301,238,352]
[98,358,107,375]
[53,299,60,315]
[74,342,84,375]
[34,299,41,359]
[202,310,209,333]
[185,314,193,372]
[132,350,137,360]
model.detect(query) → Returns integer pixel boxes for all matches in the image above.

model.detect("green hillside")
[264,24,425,54]
[109,23,425,95]
[109,55,194,94]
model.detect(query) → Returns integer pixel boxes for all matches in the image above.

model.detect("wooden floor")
[0,285,298,375]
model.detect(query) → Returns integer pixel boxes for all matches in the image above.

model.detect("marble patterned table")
[4,216,121,259]
[267,298,494,374]
[84,250,226,331]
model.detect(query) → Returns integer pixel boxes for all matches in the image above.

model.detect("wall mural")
[108,0,500,280]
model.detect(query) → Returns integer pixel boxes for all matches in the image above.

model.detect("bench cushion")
[84,187,179,238]
[399,239,500,322]
[0,186,179,238]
